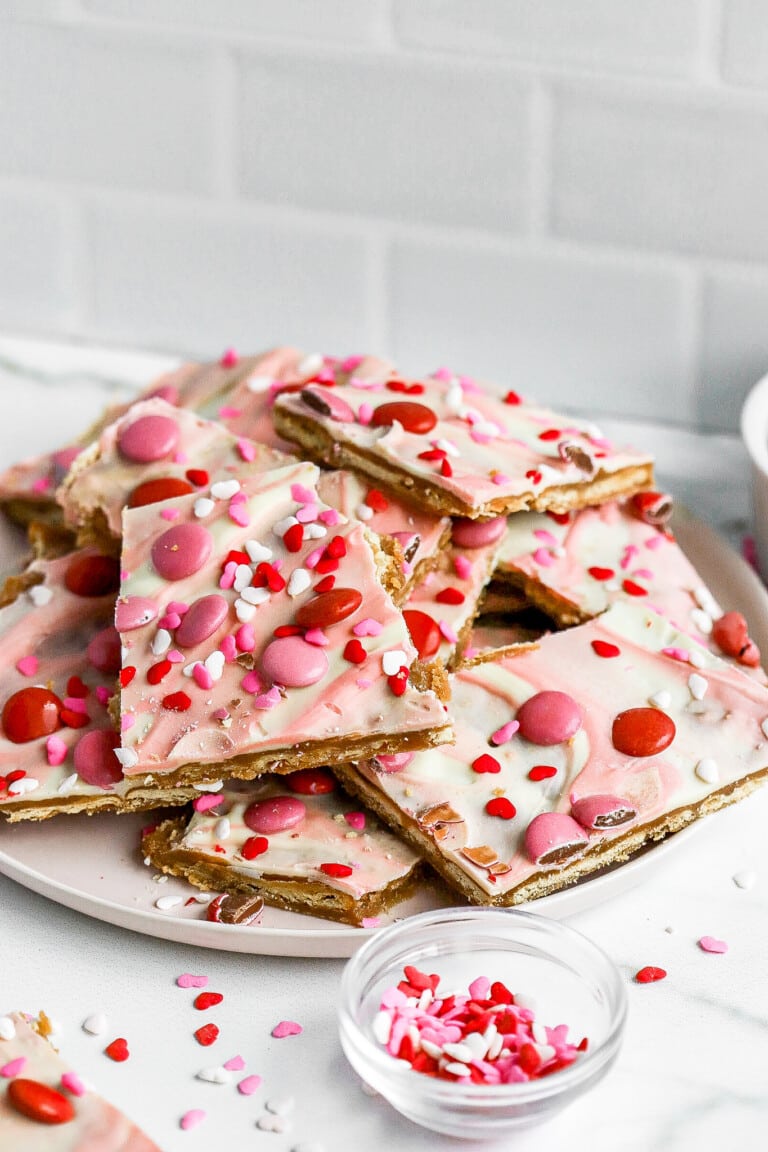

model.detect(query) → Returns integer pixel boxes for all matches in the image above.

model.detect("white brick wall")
[0,0,767,434]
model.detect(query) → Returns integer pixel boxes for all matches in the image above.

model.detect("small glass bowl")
[339,907,627,1140]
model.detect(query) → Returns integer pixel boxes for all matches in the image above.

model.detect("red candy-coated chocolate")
[712,611,761,666]
[2,687,62,743]
[612,707,676,757]
[65,554,120,597]
[295,588,362,629]
[127,476,194,508]
[516,691,582,746]
[403,609,441,660]
[261,636,329,688]
[591,640,620,658]
[635,966,667,984]
[370,401,437,435]
[286,768,336,795]
[451,516,507,549]
[7,1078,75,1125]
[629,491,673,527]
[86,626,121,674]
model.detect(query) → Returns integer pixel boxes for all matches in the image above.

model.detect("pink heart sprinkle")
[160,508,180,521]
[1,1057,26,1078]
[237,438,256,462]
[229,503,250,527]
[173,451,188,464]
[177,974,208,989]
[453,555,471,580]
[218,406,241,419]
[318,508,340,526]
[490,720,519,747]
[698,936,729,954]
[344,812,366,831]
[46,735,68,767]
[60,1071,86,1096]
[192,795,224,814]
[193,664,214,690]
[291,484,316,504]
[237,1074,262,1096]
[16,656,38,677]
[241,670,262,694]
[439,621,458,644]
[303,628,329,647]
[468,976,490,1000]
[361,917,381,929]
[223,1054,246,1071]
[353,618,383,638]
[271,1020,302,1039]
[180,1109,206,1131]
[121,714,135,732]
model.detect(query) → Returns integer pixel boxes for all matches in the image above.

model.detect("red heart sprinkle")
[66,676,89,698]
[119,667,136,688]
[283,523,304,552]
[194,1023,219,1046]
[490,981,513,1004]
[274,625,303,638]
[388,668,409,697]
[242,835,269,860]
[526,470,542,484]
[104,1038,129,1062]
[485,797,516,819]
[319,862,354,878]
[417,449,446,462]
[504,391,521,405]
[435,587,464,605]
[147,659,172,685]
[326,535,347,560]
[588,566,614,581]
[538,428,561,441]
[440,459,453,477]
[365,489,389,512]
[591,640,620,658]
[472,754,500,774]
[635,966,667,984]
[60,708,89,729]
[314,557,339,575]
[186,469,209,487]
[622,579,648,597]
[162,691,192,712]
[547,510,570,525]
[194,992,223,1011]
[343,639,367,664]
[528,765,557,781]
[224,549,249,567]
[314,575,336,593]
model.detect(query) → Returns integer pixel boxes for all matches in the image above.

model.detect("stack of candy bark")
[1,348,767,921]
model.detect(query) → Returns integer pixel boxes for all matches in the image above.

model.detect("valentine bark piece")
[0,550,199,822]
[494,497,764,673]
[335,601,768,905]
[273,358,654,519]
[0,1011,160,1149]
[143,778,423,926]
[401,530,503,669]
[0,351,268,530]
[117,461,450,789]
[58,398,287,549]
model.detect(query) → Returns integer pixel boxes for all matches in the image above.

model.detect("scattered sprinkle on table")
[271,1020,303,1039]
[698,936,729,954]
[634,966,667,984]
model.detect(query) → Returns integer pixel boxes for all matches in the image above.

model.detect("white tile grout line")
[677,263,706,425]
[366,230,392,357]
[697,0,726,86]
[527,78,554,239]
[211,44,239,203]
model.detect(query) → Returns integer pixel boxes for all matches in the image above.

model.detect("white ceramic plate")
[0,507,765,958]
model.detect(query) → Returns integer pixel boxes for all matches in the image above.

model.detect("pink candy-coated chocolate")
[517,690,582,746]
[571,794,636,830]
[525,812,589,865]
[261,636,329,688]
[452,516,507,549]
[243,795,306,835]
[175,594,229,648]
[375,752,415,773]
[116,596,158,632]
[152,523,213,581]
[117,413,179,463]
[86,626,122,674]
[302,385,356,422]
[73,728,122,790]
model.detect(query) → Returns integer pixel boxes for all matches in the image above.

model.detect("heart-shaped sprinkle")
[485,797,516,820]
[82,1013,108,1036]
[223,1055,246,1071]
[237,1074,262,1096]
[194,1024,219,1047]
[194,992,223,1011]
[0,1057,26,1078]
[271,1020,302,1039]
[591,640,620,658]
[104,1038,129,1062]
[698,936,728,954]
[180,1109,207,1131]
[60,1072,86,1097]
[634,966,667,984]
[471,754,500,774]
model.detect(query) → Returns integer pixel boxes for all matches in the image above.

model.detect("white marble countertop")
[0,334,765,1151]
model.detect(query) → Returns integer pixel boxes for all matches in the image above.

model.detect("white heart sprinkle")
[205,651,225,682]
[28,585,53,607]
[197,1066,232,1085]
[371,1011,391,1046]
[239,586,270,606]
[193,497,215,519]
[0,1017,16,1041]
[273,515,299,537]
[304,523,327,539]
[690,608,713,635]
[420,1039,442,1059]
[152,629,171,656]
[155,895,183,911]
[443,1061,471,1077]
[235,600,256,623]
[82,1013,107,1036]
[435,437,460,456]
[694,585,720,616]
[8,777,39,795]
[382,650,409,676]
[733,869,756,890]
[695,758,719,784]
[688,673,708,700]
[487,1033,504,1060]
[297,352,324,378]
[246,375,272,393]
[114,748,138,770]
[214,817,231,841]
[265,1096,295,1116]
[535,1042,556,1063]
[257,1113,290,1133]
[245,540,273,563]
[287,568,311,598]
[211,480,240,501]
[648,690,672,709]
[233,564,254,592]
[193,780,223,792]
[355,503,374,521]
[57,773,78,795]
